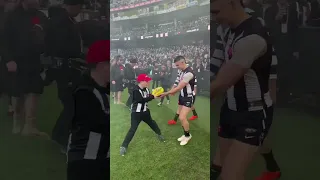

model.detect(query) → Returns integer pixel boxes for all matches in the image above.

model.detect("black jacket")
[111,64,124,82]
[68,74,109,162]
[45,6,82,58]
[3,5,47,71]
[159,70,171,87]
[124,63,136,81]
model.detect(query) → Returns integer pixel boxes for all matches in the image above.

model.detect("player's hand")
[160,92,169,97]
[6,61,17,72]
[154,95,160,99]
[112,81,116,84]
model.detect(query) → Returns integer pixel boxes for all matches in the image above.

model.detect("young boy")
[120,74,165,156]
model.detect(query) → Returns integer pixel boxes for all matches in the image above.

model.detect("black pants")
[126,83,135,107]
[160,86,170,103]
[122,110,161,148]
[67,159,109,180]
[152,80,159,89]
[52,94,74,149]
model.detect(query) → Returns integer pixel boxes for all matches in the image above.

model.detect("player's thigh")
[176,105,182,114]
[179,105,192,120]
[130,113,142,128]
[213,136,233,165]
[221,140,259,180]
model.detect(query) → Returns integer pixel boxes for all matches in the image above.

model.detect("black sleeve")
[132,89,154,103]
[73,90,107,134]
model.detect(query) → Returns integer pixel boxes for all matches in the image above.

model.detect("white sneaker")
[180,134,192,146]
[177,135,185,141]
[167,100,170,104]
[157,102,162,106]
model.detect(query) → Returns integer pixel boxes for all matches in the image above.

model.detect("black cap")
[64,0,84,5]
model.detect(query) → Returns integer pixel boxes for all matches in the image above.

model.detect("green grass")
[0,84,320,180]
[110,90,211,180]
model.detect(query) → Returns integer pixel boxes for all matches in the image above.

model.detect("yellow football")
[152,87,164,97]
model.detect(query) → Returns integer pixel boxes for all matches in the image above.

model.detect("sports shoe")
[168,120,177,125]
[180,134,192,146]
[166,100,170,104]
[157,102,162,107]
[177,135,185,141]
[157,135,165,142]
[120,146,127,156]
[189,115,198,121]
[255,171,281,180]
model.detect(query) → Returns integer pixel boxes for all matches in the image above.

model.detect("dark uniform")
[67,74,109,180]
[0,6,6,95]
[217,17,273,146]
[124,60,137,107]
[3,5,47,97]
[152,64,160,89]
[46,5,83,150]
[159,68,171,104]
[121,84,163,154]
[111,63,124,92]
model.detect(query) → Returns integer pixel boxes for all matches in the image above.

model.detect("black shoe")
[120,146,127,156]
[157,135,165,142]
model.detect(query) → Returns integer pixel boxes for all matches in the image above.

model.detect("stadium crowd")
[111,15,210,38]
[110,0,149,9]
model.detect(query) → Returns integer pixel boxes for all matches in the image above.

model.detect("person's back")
[45,6,81,58]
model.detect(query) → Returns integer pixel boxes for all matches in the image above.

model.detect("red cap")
[86,40,110,64]
[137,74,152,83]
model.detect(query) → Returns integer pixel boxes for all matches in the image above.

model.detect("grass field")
[110,90,211,180]
[0,84,320,180]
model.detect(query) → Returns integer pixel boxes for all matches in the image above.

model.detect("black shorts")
[178,95,195,108]
[218,104,273,146]
[67,159,109,180]
[114,81,124,92]
[11,72,44,97]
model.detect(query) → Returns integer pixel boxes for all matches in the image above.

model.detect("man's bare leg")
[21,93,48,137]
[220,140,259,180]
[178,106,192,145]
[12,96,24,134]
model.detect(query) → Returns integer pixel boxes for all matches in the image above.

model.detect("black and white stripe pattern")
[211,8,278,80]
[68,87,110,162]
[131,88,150,112]
[173,68,196,97]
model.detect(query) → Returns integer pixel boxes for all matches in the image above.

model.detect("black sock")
[210,164,222,180]
[261,150,280,172]
[174,113,179,121]
[184,130,190,137]
[192,109,198,116]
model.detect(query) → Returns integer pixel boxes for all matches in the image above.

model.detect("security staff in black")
[124,58,137,107]
[158,65,171,106]
[120,74,164,156]
[46,0,84,152]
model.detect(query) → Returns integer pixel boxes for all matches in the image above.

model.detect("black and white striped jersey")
[174,68,197,93]
[67,77,110,162]
[131,85,154,113]
[211,8,277,80]
[173,67,196,97]
[214,17,273,112]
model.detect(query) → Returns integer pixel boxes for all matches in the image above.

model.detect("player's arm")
[211,34,267,98]
[210,26,226,77]
[168,72,194,94]
[194,77,197,95]
[132,89,154,103]
[269,46,278,103]
[171,71,180,89]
